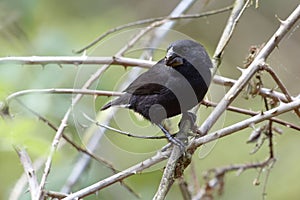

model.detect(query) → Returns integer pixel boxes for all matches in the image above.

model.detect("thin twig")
[44,191,68,199]
[62,148,172,200]
[213,74,291,103]
[0,55,154,68]
[9,158,45,200]
[6,88,122,103]
[4,73,297,118]
[7,87,299,133]
[194,157,275,199]
[84,113,174,139]
[178,177,191,200]
[75,5,233,54]
[190,161,200,196]
[261,64,300,117]
[202,100,300,131]
[37,109,71,199]
[14,147,39,200]
[192,96,300,149]
[212,0,250,73]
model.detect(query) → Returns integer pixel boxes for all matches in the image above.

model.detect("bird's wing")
[124,59,168,95]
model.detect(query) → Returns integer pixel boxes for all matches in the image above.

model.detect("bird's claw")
[157,124,186,153]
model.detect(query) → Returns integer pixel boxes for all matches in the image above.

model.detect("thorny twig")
[202,100,300,131]
[75,5,233,54]
[260,64,300,117]
[14,147,39,200]
[84,113,175,139]
[211,0,251,73]
[194,157,275,199]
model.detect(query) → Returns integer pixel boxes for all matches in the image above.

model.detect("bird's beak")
[165,48,184,67]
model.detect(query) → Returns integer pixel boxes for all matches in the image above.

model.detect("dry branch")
[198,3,300,137]
[14,147,39,200]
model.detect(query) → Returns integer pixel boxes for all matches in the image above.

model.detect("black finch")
[101,39,212,146]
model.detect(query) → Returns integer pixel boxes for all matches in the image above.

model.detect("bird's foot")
[181,112,197,125]
[180,112,202,136]
[157,124,186,152]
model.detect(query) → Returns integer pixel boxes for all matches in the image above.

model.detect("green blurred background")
[0,0,299,199]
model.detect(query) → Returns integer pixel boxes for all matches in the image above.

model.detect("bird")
[101,39,213,147]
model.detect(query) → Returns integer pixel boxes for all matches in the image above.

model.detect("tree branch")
[192,96,300,149]
[198,4,300,137]
[193,157,275,200]
[14,147,39,200]
[153,113,193,200]
[62,149,171,200]
[261,64,300,117]
[75,5,233,53]
[212,0,250,73]
[0,56,154,68]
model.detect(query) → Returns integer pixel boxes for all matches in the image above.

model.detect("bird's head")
[164,39,213,87]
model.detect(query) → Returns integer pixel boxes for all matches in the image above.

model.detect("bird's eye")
[165,53,184,67]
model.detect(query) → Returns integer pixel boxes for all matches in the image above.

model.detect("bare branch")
[202,100,300,131]
[6,74,295,109]
[194,157,275,200]
[75,5,233,53]
[0,56,153,68]
[9,158,45,200]
[62,149,171,200]
[192,96,300,148]
[44,191,67,199]
[178,177,191,200]
[6,88,122,103]
[198,4,300,137]
[212,0,250,73]
[37,108,71,199]
[14,147,39,200]
[84,113,174,139]
[153,114,193,200]
[213,75,291,103]
[261,64,300,117]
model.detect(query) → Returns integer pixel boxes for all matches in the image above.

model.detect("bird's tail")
[100,94,131,111]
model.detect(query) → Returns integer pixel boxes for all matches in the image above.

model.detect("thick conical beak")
[165,48,184,67]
